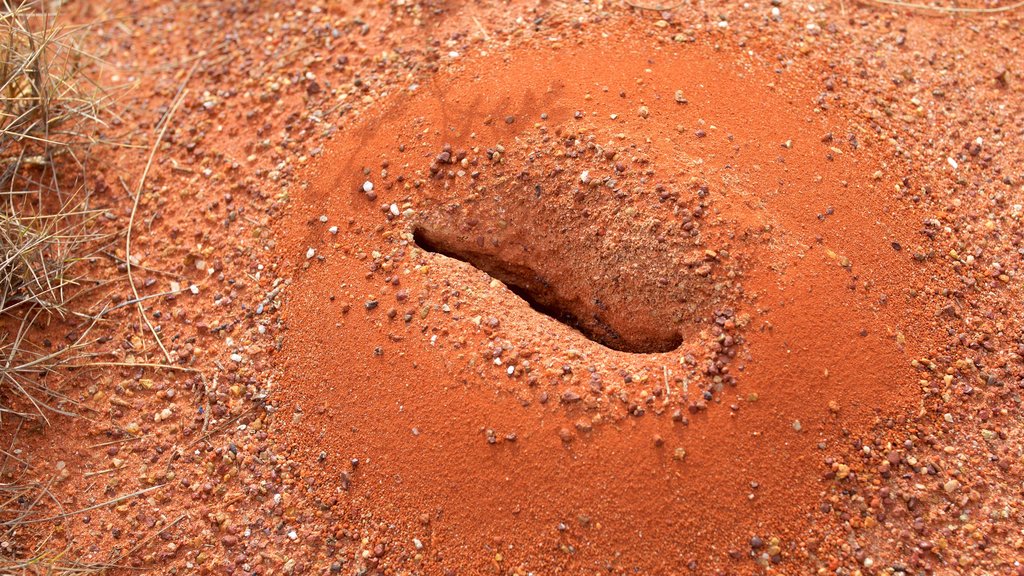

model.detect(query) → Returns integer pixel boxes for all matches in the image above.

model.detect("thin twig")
[97,288,184,317]
[125,80,191,364]
[10,484,165,525]
[114,512,187,562]
[471,16,491,42]
[85,435,144,449]
[861,0,1024,12]
[623,0,684,10]
[72,361,198,372]
[190,406,255,447]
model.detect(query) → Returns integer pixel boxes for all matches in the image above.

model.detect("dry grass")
[1,1,107,179]
[0,1,114,573]
[0,0,108,418]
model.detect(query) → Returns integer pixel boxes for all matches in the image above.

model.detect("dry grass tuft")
[0,0,109,419]
[0,2,113,572]
[1,0,108,180]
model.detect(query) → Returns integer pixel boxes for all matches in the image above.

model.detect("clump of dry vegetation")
[0,0,108,420]
[0,1,112,571]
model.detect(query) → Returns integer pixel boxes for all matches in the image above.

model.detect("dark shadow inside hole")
[413,226,683,354]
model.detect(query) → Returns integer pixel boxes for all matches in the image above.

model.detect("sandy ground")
[2,0,1023,574]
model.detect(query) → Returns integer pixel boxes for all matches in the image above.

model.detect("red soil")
[3,1,1022,575]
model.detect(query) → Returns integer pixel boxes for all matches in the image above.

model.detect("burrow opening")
[413,225,684,354]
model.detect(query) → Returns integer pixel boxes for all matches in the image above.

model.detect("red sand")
[4,2,1021,574]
